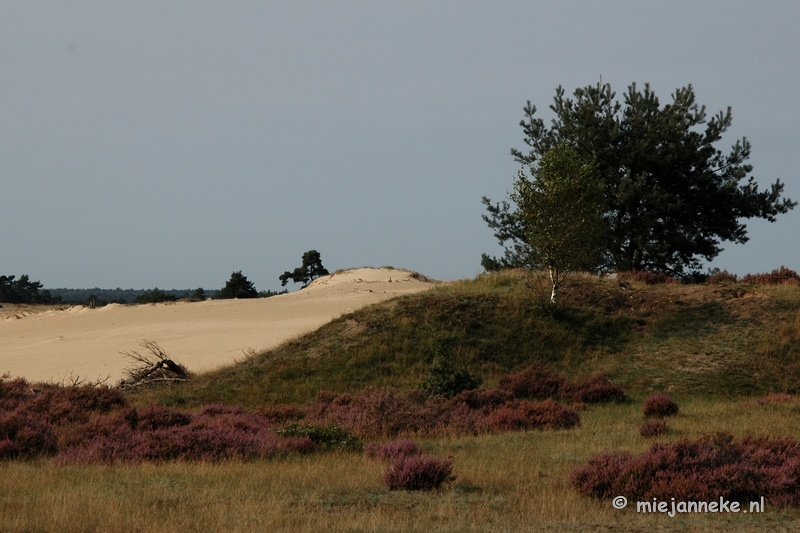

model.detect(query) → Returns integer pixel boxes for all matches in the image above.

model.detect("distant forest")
[1,273,286,306]
[45,288,221,306]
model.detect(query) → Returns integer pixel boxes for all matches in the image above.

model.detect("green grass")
[129,271,800,409]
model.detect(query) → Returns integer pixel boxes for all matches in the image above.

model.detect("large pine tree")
[483,82,796,276]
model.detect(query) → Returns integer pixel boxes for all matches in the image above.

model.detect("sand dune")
[0,268,438,384]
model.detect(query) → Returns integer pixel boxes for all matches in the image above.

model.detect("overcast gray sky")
[2,1,798,291]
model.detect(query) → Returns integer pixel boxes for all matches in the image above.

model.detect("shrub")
[499,362,566,399]
[419,355,482,398]
[571,433,800,507]
[451,387,513,412]
[486,399,580,431]
[707,269,739,284]
[617,270,679,285]
[364,438,422,462]
[0,409,58,459]
[741,266,800,285]
[642,394,679,418]
[638,420,669,438]
[382,454,455,491]
[0,378,125,425]
[563,373,627,403]
[255,404,305,426]
[54,404,315,464]
[750,266,800,285]
[275,423,361,451]
[498,364,626,405]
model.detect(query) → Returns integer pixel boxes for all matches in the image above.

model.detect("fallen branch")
[119,339,190,390]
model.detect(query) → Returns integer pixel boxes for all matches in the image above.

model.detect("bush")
[564,373,627,404]
[382,454,455,491]
[364,438,422,462]
[255,404,305,426]
[741,266,800,285]
[617,270,679,285]
[707,269,739,284]
[0,409,58,459]
[275,423,361,451]
[0,377,125,425]
[571,433,800,507]
[55,405,315,464]
[451,387,514,412]
[486,399,580,431]
[642,394,679,418]
[419,355,482,398]
[638,420,669,438]
[498,364,626,404]
[499,362,566,399]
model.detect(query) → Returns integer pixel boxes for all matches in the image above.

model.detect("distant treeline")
[2,272,287,307]
[45,288,221,306]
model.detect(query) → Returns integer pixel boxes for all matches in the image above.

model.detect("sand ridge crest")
[0,268,438,383]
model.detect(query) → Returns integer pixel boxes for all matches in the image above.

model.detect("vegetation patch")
[571,432,800,507]
[642,393,680,419]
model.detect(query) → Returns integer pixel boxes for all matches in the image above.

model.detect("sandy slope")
[0,268,438,384]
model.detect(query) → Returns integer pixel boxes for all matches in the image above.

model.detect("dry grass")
[6,273,800,531]
[4,398,800,532]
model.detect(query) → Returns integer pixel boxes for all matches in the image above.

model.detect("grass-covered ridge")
[130,270,800,409]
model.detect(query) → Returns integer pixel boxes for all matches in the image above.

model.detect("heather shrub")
[136,404,192,430]
[55,404,315,464]
[255,403,305,426]
[0,409,58,459]
[498,362,566,399]
[742,266,800,285]
[275,423,361,451]
[382,454,455,491]
[451,387,513,412]
[642,394,679,418]
[617,270,678,285]
[306,384,584,438]
[486,399,580,431]
[707,269,739,284]
[571,433,800,507]
[0,377,32,407]
[0,378,125,425]
[364,438,422,462]
[498,364,626,405]
[305,387,427,438]
[638,420,669,437]
[563,373,627,403]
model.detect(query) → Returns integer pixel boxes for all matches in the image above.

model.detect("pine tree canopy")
[217,271,258,299]
[279,250,330,288]
[483,82,796,277]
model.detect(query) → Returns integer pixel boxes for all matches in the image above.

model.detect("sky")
[1,1,798,291]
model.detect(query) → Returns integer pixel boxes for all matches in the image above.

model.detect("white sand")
[0,268,438,384]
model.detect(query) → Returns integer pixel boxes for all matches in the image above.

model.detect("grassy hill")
[129,270,800,409]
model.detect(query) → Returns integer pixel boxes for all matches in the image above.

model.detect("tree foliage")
[0,274,60,304]
[217,271,258,299]
[133,288,178,304]
[511,143,604,302]
[483,82,796,277]
[279,250,329,288]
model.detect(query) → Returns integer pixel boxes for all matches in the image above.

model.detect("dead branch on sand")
[119,339,191,391]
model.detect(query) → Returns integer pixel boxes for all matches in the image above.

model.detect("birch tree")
[511,144,604,303]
